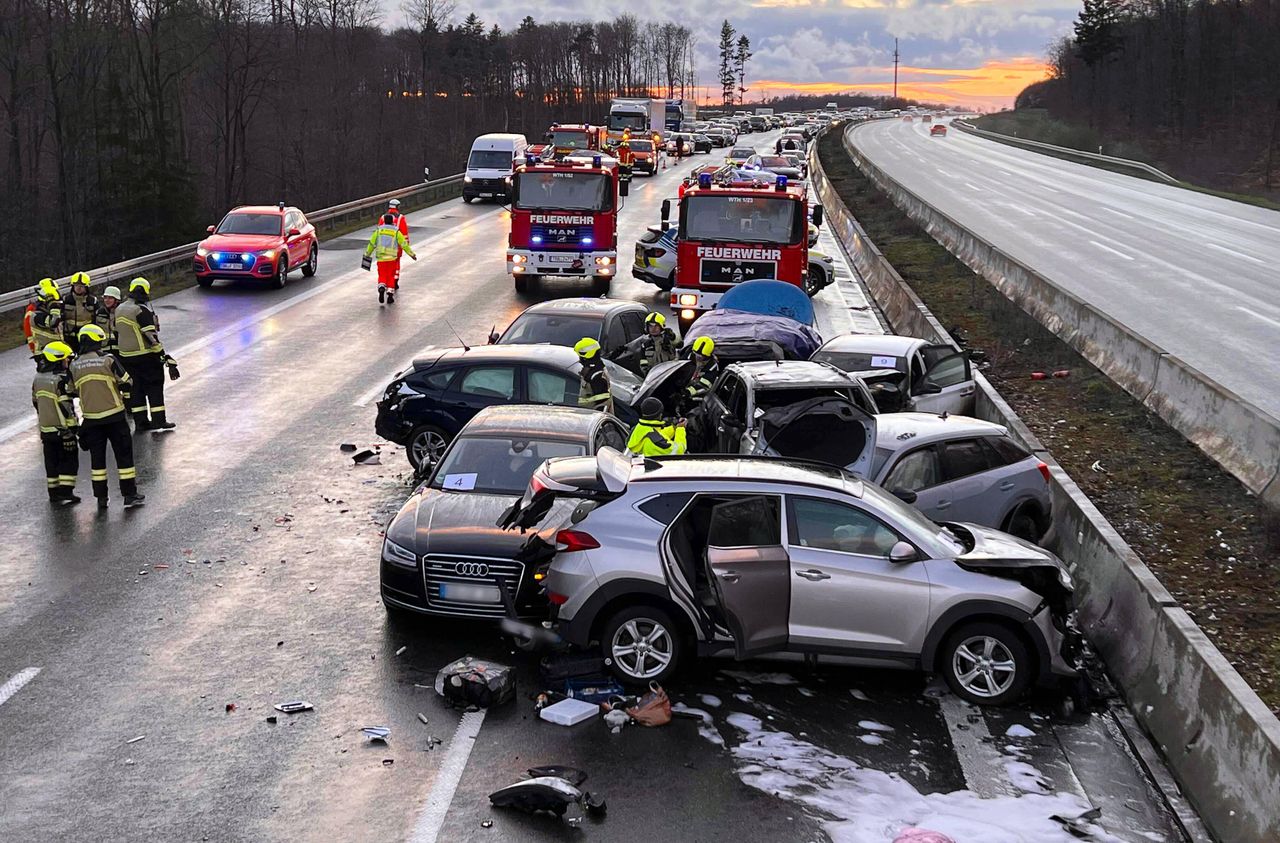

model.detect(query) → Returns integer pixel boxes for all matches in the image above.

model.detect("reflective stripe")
[150,405,165,412]
[119,467,137,479]
[58,476,77,485]
[70,357,127,419]
[46,478,58,487]
[91,469,108,479]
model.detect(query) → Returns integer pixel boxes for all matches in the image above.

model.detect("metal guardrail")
[0,174,465,314]
[951,121,1181,184]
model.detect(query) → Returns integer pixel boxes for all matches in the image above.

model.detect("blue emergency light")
[592,155,602,167]
[776,175,788,191]
[532,236,543,244]
[698,172,712,188]
[525,154,536,165]
[582,236,593,246]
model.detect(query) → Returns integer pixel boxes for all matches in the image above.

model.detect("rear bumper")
[373,406,411,445]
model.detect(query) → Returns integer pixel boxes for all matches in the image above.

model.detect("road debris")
[416,713,429,725]
[266,716,278,724]
[352,449,381,465]
[488,767,606,820]
[480,820,493,829]
[603,708,629,733]
[126,735,146,744]
[382,758,394,767]
[395,646,407,656]
[225,703,237,713]
[340,443,357,452]
[539,697,598,726]
[273,701,314,714]
[435,656,515,709]
[362,726,391,743]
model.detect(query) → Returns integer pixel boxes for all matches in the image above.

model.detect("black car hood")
[389,488,574,560]
[632,359,694,410]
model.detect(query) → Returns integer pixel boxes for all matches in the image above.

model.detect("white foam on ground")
[850,689,871,702]
[672,703,725,748]
[733,693,753,703]
[859,734,886,746]
[859,720,895,733]
[700,694,722,708]
[723,712,1121,843]
[1004,724,1036,738]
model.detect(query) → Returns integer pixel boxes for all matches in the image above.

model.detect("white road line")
[1089,240,1135,261]
[0,667,41,708]
[1206,242,1267,266]
[964,182,984,192]
[1058,208,1089,220]
[1235,306,1280,330]
[1102,207,1135,220]
[936,693,1017,798]
[409,708,487,843]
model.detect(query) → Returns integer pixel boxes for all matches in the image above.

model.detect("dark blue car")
[374,345,641,470]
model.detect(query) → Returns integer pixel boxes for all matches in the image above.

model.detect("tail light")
[548,591,569,606]
[1037,461,1051,483]
[556,529,600,552]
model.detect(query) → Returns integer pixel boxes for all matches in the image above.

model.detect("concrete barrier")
[811,131,1280,842]
[840,122,1280,509]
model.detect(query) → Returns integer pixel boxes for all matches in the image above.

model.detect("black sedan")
[380,405,631,621]
[374,345,641,470]
[492,297,648,365]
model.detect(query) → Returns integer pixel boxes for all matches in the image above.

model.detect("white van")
[464,133,527,203]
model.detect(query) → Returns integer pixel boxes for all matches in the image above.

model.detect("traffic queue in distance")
[375,110,1080,708]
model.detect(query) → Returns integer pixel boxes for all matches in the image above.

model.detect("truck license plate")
[548,255,574,264]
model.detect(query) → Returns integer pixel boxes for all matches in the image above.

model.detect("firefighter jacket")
[31,297,64,353]
[624,329,679,374]
[32,368,78,434]
[94,303,118,353]
[627,418,687,456]
[115,299,164,358]
[365,225,416,263]
[64,291,99,336]
[577,362,614,413]
[69,351,131,424]
[684,356,721,406]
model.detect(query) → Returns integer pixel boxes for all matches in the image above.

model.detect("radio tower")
[893,38,900,99]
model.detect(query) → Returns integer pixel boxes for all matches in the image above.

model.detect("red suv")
[194,203,318,289]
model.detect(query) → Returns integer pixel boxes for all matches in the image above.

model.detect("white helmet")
[388,199,401,209]
[103,285,122,299]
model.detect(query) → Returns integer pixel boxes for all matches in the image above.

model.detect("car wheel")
[803,269,824,297]
[513,273,530,293]
[197,276,213,289]
[940,622,1033,706]
[590,276,611,295]
[406,425,450,471]
[462,195,474,204]
[601,605,683,685]
[654,272,674,292]
[1005,505,1043,543]
[272,256,288,289]
[302,244,318,277]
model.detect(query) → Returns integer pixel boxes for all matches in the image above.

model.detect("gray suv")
[502,449,1081,706]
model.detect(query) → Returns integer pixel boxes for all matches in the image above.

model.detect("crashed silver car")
[811,334,974,415]
[502,449,1082,705]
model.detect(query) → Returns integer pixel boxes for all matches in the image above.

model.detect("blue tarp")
[681,309,823,361]
[718,280,816,326]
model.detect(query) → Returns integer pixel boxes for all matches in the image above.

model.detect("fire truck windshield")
[515,171,610,212]
[608,113,648,132]
[550,130,591,149]
[682,194,798,244]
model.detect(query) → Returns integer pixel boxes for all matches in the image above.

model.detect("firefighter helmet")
[129,276,151,294]
[574,337,601,359]
[77,324,107,344]
[70,271,91,288]
[38,278,60,300]
[42,341,73,363]
[692,336,715,357]
[644,312,667,327]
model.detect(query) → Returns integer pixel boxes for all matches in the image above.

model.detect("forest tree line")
[0,0,704,287]
[1023,0,1280,195]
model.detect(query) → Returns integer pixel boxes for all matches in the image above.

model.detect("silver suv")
[502,449,1081,706]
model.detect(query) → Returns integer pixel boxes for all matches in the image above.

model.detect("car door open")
[705,496,789,659]
[912,345,974,414]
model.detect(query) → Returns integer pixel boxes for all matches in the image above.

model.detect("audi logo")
[454,562,491,578]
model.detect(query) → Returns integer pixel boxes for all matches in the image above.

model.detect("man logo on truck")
[696,246,782,261]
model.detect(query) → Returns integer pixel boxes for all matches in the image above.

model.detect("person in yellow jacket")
[32,341,81,504]
[363,212,418,304]
[30,278,65,355]
[69,325,145,509]
[574,337,614,413]
[63,271,99,349]
[115,277,177,431]
[627,398,687,456]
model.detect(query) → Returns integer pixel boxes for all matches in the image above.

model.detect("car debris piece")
[1050,806,1103,838]
[266,716,278,724]
[416,713,429,725]
[488,768,606,820]
[126,735,146,744]
[382,758,394,767]
[539,698,598,726]
[340,443,357,452]
[362,726,391,743]
[435,656,515,709]
[395,646,407,656]
[352,449,381,465]
[526,766,588,787]
[480,820,493,829]
[225,703,237,713]
[274,701,314,714]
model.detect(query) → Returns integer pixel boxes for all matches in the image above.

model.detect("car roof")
[412,344,579,371]
[633,455,863,496]
[819,334,927,355]
[873,412,1007,450]
[729,360,859,388]
[519,298,643,317]
[461,405,604,440]
[229,205,287,215]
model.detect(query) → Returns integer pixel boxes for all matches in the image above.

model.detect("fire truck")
[507,153,629,292]
[528,124,609,161]
[663,169,823,331]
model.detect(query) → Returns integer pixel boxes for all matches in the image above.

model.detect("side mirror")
[919,382,943,395]
[811,206,824,227]
[889,540,918,563]
[660,199,671,228]
[619,178,630,198]
[288,228,301,238]
[891,488,918,505]
[206,225,215,234]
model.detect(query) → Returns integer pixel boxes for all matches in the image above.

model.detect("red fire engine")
[507,153,628,292]
[528,124,609,162]
[663,169,823,331]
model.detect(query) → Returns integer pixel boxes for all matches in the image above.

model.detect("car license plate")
[548,255,574,264]
[479,192,493,198]
[440,583,501,604]
[222,262,243,270]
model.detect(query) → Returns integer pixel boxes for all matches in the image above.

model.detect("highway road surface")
[0,130,1188,842]
[849,118,1280,421]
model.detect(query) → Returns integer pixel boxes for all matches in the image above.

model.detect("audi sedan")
[380,405,630,621]
[194,203,319,289]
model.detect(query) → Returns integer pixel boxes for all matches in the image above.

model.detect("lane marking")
[1102,207,1135,220]
[1089,240,1135,261]
[1235,306,1280,330]
[963,182,984,192]
[1206,242,1267,266]
[0,667,41,708]
[937,693,1017,799]
[409,708,487,843]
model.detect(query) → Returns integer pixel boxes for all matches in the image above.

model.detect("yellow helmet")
[42,341,73,363]
[77,324,107,344]
[644,312,666,327]
[574,337,601,359]
[692,336,715,357]
[129,276,151,294]
[70,271,91,287]
[38,278,60,300]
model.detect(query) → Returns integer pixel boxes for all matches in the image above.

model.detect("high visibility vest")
[578,365,613,413]
[366,225,414,263]
[32,369,77,433]
[627,419,687,456]
[65,291,98,334]
[115,299,162,357]
[31,299,63,353]
[70,352,129,422]
[94,305,118,353]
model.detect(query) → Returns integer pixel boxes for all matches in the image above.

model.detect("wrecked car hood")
[948,522,1074,606]
[391,489,574,558]
[754,396,876,478]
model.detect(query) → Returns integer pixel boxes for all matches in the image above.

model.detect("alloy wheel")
[410,429,447,469]
[611,618,673,680]
[951,635,1018,699]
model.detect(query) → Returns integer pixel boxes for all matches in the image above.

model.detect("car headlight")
[464,175,473,183]
[1058,565,1074,592]
[383,537,418,569]
[260,249,276,259]
[196,246,209,257]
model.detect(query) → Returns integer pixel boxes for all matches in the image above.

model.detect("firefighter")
[31,278,65,356]
[627,397,687,457]
[363,213,418,304]
[63,271,99,349]
[95,285,122,355]
[621,311,679,374]
[70,324,144,508]
[616,131,633,185]
[32,341,81,504]
[574,337,614,414]
[115,277,178,431]
[682,336,721,410]
[387,198,409,241]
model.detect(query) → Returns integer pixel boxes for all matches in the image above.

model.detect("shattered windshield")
[753,387,854,415]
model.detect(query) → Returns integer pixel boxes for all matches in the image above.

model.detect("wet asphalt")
[0,130,1187,842]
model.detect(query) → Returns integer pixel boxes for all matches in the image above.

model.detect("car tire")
[1005,505,1043,543]
[272,256,288,289]
[654,272,674,292]
[406,425,450,472]
[302,244,318,277]
[940,621,1033,706]
[513,274,530,293]
[803,268,825,297]
[591,276,611,295]
[600,605,684,686]
[462,195,474,204]
[196,276,213,289]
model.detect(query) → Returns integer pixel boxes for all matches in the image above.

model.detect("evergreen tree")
[734,34,752,105]
[718,20,736,107]
[1073,0,1123,66]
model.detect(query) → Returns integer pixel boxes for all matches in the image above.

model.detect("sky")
[387,0,1082,111]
